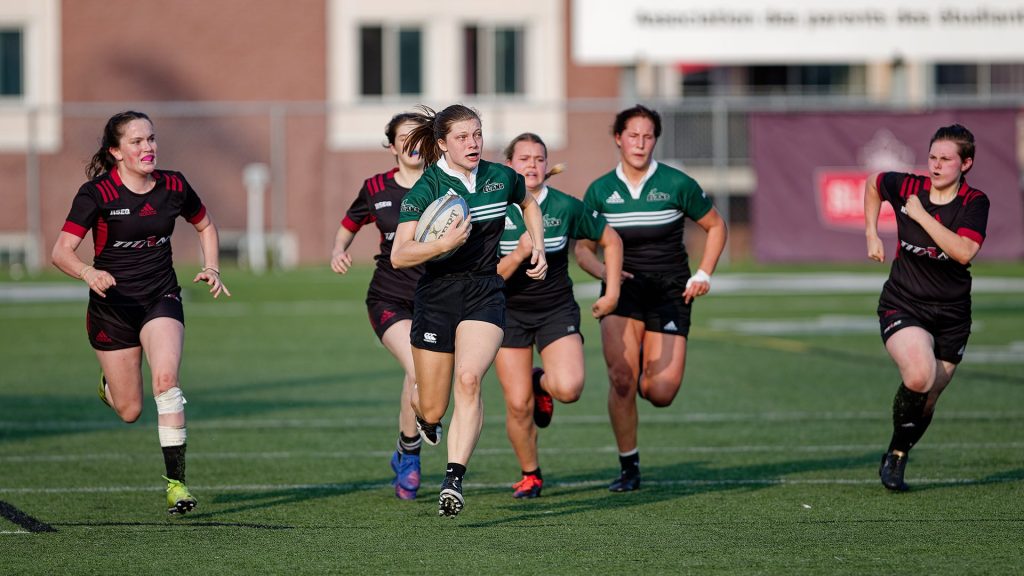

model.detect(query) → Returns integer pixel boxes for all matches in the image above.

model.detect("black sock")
[904,412,934,451]
[162,444,187,482]
[619,450,640,475]
[888,383,928,454]
[522,468,542,479]
[446,463,466,479]
[398,433,421,456]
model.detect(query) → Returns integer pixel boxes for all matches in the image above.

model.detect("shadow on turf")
[451,453,884,527]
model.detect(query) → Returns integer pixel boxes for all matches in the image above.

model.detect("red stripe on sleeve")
[958,228,984,246]
[61,220,88,238]
[341,215,362,233]
[186,204,207,225]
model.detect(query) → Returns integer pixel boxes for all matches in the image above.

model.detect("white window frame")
[328,0,564,150]
[0,0,60,152]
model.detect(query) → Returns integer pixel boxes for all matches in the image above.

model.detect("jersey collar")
[437,156,478,194]
[514,185,548,217]
[615,160,658,200]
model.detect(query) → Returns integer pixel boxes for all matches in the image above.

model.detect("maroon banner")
[750,110,1023,262]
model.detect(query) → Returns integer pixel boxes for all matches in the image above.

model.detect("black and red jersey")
[877,172,990,302]
[61,168,206,306]
[341,168,423,302]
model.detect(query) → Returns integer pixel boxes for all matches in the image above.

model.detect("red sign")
[817,171,896,232]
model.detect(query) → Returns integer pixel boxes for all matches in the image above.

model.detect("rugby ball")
[414,191,469,260]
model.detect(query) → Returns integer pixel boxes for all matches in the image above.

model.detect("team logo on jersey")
[505,216,517,230]
[606,191,625,204]
[543,215,561,228]
[646,189,670,202]
[139,203,157,217]
[483,181,504,193]
[900,240,949,260]
[400,200,422,214]
[109,208,130,216]
[374,200,393,210]
[112,235,171,249]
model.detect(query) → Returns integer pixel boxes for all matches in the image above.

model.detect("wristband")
[202,266,220,275]
[685,269,711,290]
[79,265,94,280]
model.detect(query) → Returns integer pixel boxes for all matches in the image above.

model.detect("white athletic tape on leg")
[154,387,187,415]
[158,425,187,447]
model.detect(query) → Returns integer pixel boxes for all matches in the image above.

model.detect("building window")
[0,29,23,97]
[745,64,863,96]
[359,25,422,97]
[936,63,1024,96]
[463,25,524,96]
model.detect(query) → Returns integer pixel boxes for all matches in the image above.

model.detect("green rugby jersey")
[500,186,607,310]
[583,161,712,274]
[400,157,526,276]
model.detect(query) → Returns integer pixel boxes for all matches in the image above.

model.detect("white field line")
[2,442,1022,464]
[3,411,1023,432]
[1,476,1020,495]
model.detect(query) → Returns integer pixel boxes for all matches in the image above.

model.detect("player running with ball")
[391,105,547,517]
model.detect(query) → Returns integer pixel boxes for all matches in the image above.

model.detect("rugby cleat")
[438,475,464,517]
[879,450,909,492]
[532,367,553,428]
[512,473,544,499]
[163,476,197,515]
[608,468,641,492]
[415,415,443,446]
[390,450,421,500]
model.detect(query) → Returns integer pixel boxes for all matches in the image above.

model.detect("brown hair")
[930,124,975,168]
[612,104,662,138]
[402,104,480,166]
[86,111,151,179]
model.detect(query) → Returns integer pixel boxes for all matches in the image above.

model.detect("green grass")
[2,265,1023,574]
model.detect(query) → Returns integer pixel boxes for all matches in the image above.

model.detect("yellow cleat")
[163,476,197,515]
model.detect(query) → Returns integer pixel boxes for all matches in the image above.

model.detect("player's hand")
[526,247,547,280]
[83,267,115,298]
[331,249,353,274]
[591,294,618,318]
[903,195,927,222]
[866,233,885,263]
[682,269,711,304]
[441,213,472,254]
[194,269,231,298]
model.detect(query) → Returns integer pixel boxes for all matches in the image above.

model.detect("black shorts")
[366,295,414,341]
[502,298,583,352]
[411,273,505,353]
[877,290,972,364]
[86,288,185,351]
[603,271,692,336]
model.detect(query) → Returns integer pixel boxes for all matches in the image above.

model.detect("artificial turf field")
[2,264,1022,574]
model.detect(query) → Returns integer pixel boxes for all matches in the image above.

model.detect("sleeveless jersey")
[61,168,205,306]
[399,158,526,277]
[342,168,423,301]
[877,172,989,302]
[583,161,712,274]
[499,186,606,311]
